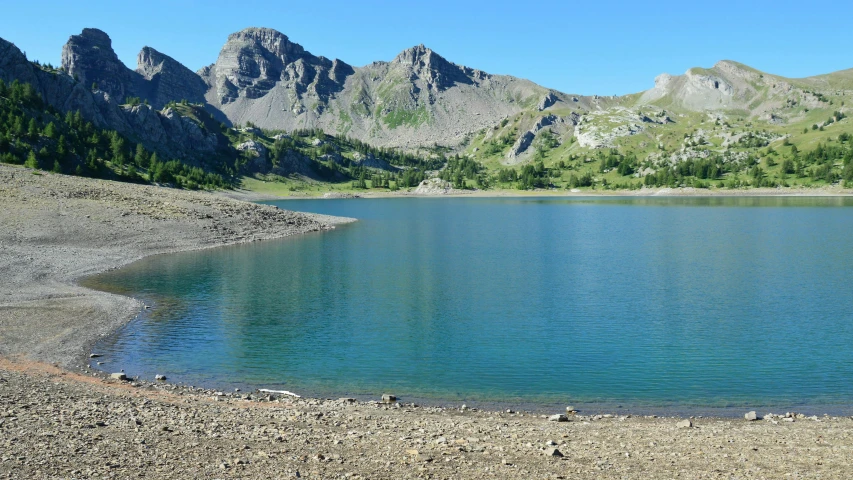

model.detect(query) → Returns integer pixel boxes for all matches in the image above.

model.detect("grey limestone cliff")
[61,28,135,103]
[200,27,351,106]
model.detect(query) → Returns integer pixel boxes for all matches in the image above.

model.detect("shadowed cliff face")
[135,46,208,109]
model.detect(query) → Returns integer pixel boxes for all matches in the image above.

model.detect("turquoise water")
[88,197,853,413]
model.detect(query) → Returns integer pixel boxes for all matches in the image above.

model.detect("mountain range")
[1,26,851,183]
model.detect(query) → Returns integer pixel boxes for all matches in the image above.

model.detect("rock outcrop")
[61,28,134,102]
[505,115,559,163]
[235,139,269,171]
[538,92,558,111]
[413,177,462,195]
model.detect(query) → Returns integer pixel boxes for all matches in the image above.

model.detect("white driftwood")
[259,388,301,398]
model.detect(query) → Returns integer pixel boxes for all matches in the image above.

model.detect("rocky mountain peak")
[393,44,442,66]
[205,27,350,105]
[135,46,208,108]
[226,28,306,61]
[392,44,468,91]
[77,28,113,49]
[136,46,173,78]
[62,28,132,101]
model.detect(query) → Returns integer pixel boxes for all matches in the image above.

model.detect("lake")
[87,196,853,414]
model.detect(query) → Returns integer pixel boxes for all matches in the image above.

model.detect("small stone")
[338,398,356,404]
[677,419,692,428]
[745,411,760,421]
[566,406,576,414]
[435,437,447,444]
[548,414,568,422]
[545,440,557,446]
[381,394,396,404]
[110,373,127,381]
[405,449,419,456]
[89,354,101,358]
[155,375,167,381]
[545,447,563,457]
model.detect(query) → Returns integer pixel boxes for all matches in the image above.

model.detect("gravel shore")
[0,165,352,368]
[2,359,852,479]
[1,164,852,479]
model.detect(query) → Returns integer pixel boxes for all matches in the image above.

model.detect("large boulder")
[414,178,460,195]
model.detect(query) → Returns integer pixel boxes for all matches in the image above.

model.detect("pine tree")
[134,143,149,168]
[44,121,57,139]
[27,118,38,140]
[57,135,67,158]
[24,150,38,169]
[110,132,126,165]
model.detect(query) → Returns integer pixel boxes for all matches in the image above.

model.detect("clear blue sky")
[1,0,851,96]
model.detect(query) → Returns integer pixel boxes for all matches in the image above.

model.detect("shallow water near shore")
[86,196,853,414]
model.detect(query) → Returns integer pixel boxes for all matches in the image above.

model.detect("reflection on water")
[85,196,853,412]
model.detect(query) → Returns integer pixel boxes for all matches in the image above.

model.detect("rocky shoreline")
[3,358,852,479]
[2,164,853,478]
